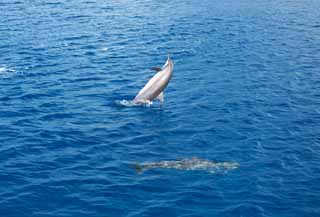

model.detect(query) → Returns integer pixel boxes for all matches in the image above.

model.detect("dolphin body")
[133,55,174,104]
[135,157,239,174]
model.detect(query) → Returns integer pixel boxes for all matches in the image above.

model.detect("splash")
[115,99,153,107]
[0,65,15,78]
[135,157,239,174]
[115,100,137,107]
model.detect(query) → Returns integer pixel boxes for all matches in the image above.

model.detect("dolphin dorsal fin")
[151,67,162,72]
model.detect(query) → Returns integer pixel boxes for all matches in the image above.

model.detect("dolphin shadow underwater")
[117,55,174,107]
[134,157,240,174]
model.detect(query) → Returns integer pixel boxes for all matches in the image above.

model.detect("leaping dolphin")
[133,55,174,104]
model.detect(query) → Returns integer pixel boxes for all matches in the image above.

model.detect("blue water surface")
[1,0,320,216]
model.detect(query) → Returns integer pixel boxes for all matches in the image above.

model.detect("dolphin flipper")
[156,92,164,103]
[151,67,162,72]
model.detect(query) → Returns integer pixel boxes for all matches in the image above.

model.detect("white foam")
[0,65,15,78]
[101,47,109,52]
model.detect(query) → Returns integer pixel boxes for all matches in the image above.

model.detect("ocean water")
[1,0,320,216]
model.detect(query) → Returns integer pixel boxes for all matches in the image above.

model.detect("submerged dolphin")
[133,55,174,104]
[135,157,239,174]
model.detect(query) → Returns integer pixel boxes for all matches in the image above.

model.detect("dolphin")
[135,157,239,174]
[133,55,174,104]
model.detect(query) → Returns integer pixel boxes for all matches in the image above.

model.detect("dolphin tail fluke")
[156,92,164,103]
